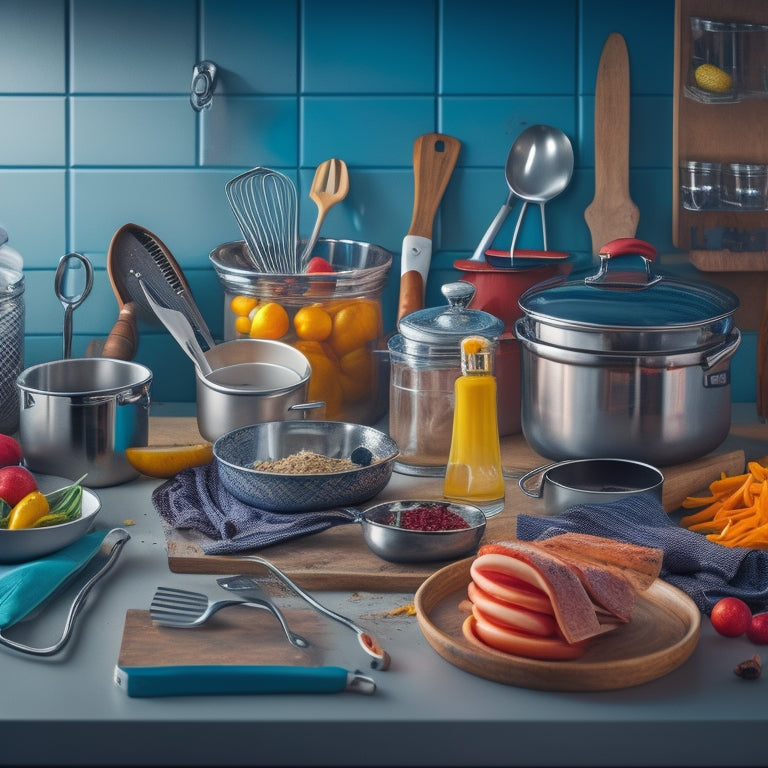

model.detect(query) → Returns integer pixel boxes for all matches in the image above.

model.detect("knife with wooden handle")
[584,33,639,256]
[397,133,461,323]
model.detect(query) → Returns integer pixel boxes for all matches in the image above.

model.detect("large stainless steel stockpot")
[515,238,741,465]
[17,358,152,486]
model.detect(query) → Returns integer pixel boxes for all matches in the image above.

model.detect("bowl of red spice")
[352,500,487,563]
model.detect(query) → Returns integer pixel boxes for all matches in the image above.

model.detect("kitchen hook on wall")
[190,61,218,112]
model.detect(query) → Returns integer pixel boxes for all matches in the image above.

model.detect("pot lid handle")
[586,237,661,290]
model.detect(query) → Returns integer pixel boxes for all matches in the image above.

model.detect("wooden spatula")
[584,33,639,256]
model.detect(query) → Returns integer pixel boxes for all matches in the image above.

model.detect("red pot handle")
[598,238,657,262]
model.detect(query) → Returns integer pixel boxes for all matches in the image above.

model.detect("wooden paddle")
[584,33,639,256]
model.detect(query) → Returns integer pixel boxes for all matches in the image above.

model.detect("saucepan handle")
[518,463,558,499]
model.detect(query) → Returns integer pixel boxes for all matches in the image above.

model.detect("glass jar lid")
[397,282,504,346]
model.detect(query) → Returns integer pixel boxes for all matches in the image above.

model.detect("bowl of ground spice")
[351,500,487,563]
[212,421,399,511]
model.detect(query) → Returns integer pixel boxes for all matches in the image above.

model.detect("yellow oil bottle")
[443,335,505,504]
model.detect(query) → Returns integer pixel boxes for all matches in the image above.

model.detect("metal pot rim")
[16,358,152,397]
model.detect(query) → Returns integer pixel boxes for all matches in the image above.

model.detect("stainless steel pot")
[17,358,152,487]
[196,339,320,442]
[519,458,664,516]
[515,238,741,465]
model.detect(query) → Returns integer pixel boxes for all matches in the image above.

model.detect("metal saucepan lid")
[396,281,504,347]
[519,238,739,334]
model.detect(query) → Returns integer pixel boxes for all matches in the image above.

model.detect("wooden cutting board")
[151,416,745,591]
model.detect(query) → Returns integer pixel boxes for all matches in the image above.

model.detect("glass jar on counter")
[680,161,722,210]
[210,238,392,426]
[388,282,504,472]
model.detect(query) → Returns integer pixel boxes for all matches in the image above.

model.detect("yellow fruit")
[125,443,213,478]
[7,491,50,530]
[694,64,732,93]
[229,295,258,317]
[329,299,381,356]
[249,301,290,340]
[234,315,252,335]
[305,353,343,418]
[294,305,332,341]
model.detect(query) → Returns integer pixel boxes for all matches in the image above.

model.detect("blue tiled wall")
[0,0,756,403]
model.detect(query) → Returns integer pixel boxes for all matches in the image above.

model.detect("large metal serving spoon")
[506,124,574,260]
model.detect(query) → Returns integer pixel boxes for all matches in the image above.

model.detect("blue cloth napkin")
[152,462,354,555]
[514,494,768,615]
[0,529,109,629]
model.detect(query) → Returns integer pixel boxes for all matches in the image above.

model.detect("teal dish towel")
[0,529,109,629]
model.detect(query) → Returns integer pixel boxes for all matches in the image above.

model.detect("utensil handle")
[102,303,138,360]
[113,664,372,697]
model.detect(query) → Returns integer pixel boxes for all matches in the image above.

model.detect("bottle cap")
[461,335,494,375]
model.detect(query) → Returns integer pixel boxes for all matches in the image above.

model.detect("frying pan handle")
[102,303,138,361]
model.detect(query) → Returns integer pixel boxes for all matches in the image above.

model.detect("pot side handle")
[702,329,741,371]
[517,464,557,499]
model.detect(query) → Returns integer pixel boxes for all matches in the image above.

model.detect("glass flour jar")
[388,282,503,472]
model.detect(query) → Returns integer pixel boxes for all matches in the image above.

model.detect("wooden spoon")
[300,158,349,267]
[584,33,639,256]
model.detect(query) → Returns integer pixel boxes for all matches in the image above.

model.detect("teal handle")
[114,664,351,697]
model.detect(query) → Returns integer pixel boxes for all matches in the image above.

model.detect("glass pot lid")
[518,239,738,332]
[397,282,504,346]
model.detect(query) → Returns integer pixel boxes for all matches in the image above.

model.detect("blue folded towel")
[515,493,768,615]
[0,529,109,629]
[152,462,354,554]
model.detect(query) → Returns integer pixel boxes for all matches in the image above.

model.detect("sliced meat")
[534,533,662,592]
[475,543,606,643]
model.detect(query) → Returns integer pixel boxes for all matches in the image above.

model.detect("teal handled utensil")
[113,663,375,697]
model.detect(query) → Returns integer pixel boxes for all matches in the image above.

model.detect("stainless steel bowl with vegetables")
[0,475,100,563]
[213,420,399,512]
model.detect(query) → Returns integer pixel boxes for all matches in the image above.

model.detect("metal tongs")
[0,528,130,656]
[219,557,391,670]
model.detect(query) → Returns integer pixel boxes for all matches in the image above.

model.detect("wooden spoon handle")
[408,134,462,238]
[102,303,138,360]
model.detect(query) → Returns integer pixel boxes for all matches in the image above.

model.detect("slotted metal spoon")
[226,167,299,273]
[150,586,309,649]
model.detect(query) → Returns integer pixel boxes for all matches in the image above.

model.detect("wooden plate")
[414,558,701,691]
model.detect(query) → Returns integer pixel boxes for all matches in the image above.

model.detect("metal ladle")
[55,252,94,359]
[506,124,574,260]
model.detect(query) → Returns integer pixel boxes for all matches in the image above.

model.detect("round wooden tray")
[414,558,701,692]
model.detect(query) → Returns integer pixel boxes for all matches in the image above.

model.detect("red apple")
[747,613,768,644]
[710,597,752,638]
[0,465,38,508]
[0,435,22,468]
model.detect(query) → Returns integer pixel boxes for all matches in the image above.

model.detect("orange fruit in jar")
[234,315,252,335]
[329,299,381,356]
[230,295,258,317]
[338,347,373,402]
[294,305,332,342]
[249,301,290,340]
[305,352,343,418]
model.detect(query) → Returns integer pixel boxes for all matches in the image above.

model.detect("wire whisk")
[225,167,299,273]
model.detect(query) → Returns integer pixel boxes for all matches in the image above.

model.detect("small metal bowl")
[350,500,487,564]
[213,421,399,512]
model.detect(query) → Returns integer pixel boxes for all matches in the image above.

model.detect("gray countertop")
[0,404,766,767]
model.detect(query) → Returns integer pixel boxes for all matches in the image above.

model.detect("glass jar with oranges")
[210,238,392,426]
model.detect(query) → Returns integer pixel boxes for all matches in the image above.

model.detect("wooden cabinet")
[673,0,768,274]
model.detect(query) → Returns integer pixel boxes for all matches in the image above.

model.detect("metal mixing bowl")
[351,500,487,563]
[213,421,399,512]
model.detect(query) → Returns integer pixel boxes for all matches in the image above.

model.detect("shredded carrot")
[680,461,768,551]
